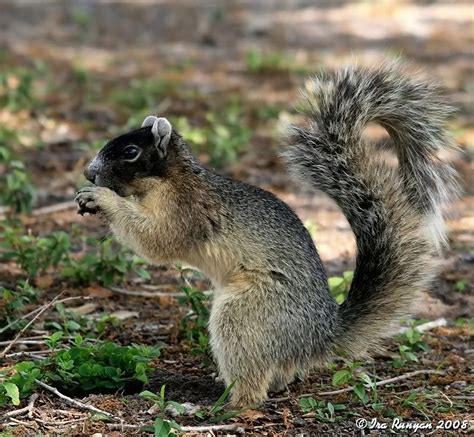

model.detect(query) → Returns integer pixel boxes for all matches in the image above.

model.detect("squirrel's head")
[84,116,179,197]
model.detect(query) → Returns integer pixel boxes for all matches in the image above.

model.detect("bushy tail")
[282,63,459,356]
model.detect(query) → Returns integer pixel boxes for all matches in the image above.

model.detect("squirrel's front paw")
[75,186,114,216]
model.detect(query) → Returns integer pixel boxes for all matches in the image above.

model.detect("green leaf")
[328,277,344,289]
[209,381,235,414]
[353,383,368,403]
[327,402,335,418]
[209,410,240,423]
[3,382,20,405]
[332,370,351,386]
[153,417,172,437]
[140,390,160,403]
[168,401,186,415]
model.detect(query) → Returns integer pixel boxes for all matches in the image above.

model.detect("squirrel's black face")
[84,116,173,197]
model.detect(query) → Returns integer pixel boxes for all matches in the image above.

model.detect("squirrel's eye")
[123,145,141,161]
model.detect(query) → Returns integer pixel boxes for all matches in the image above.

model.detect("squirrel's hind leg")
[209,286,283,408]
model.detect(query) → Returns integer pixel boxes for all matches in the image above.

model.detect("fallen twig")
[3,393,38,419]
[0,291,67,359]
[34,379,119,420]
[397,318,447,334]
[451,395,474,401]
[33,417,88,426]
[107,423,246,433]
[267,370,446,402]
[110,286,213,298]
[0,295,89,335]
[0,201,77,220]
[180,424,246,433]
[4,351,50,360]
[317,369,446,396]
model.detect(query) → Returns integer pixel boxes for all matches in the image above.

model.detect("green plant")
[245,49,290,74]
[111,78,176,113]
[174,103,252,167]
[393,326,429,368]
[45,340,160,392]
[0,340,161,406]
[47,304,121,338]
[0,281,39,334]
[0,227,70,277]
[328,271,353,304]
[62,236,150,286]
[401,392,430,420]
[205,105,252,166]
[178,286,211,362]
[0,139,34,213]
[140,385,184,436]
[194,382,240,423]
[331,361,377,405]
[455,279,468,292]
[299,397,346,422]
[0,361,42,406]
[0,68,35,111]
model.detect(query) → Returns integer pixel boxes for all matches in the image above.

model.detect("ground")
[0,1,472,435]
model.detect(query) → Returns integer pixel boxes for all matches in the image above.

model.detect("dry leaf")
[35,275,55,288]
[240,409,266,421]
[109,310,139,320]
[70,303,98,315]
[85,285,113,298]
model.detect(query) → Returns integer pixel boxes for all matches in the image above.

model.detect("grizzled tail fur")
[282,63,459,357]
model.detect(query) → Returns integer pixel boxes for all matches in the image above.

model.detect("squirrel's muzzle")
[83,166,96,184]
[84,154,103,184]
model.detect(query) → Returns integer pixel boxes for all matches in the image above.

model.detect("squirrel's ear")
[141,115,157,128]
[151,117,172,158]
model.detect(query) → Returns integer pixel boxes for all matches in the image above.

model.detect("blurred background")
[0,0,472,311]
[0,1,472,432]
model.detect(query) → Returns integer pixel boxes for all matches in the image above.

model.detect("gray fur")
[76,63,459,407]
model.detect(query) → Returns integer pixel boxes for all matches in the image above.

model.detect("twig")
[31,201,77,216]
[317,369,446,396]
[110,287,184,298]
[267,370,446,402]
[180,424,246,433]
[0,295,89,335]
[4,417,35,427]
[3,393,38,419]
[439,390,453,407]
[0,291,66,359]
[110,286,213,298]
[0,340,45,346]
[107,423,246,433]
[34,379,118,420]
[397,318,447,334]
[4,351,50,360]
[451,395,474,401]
[33,417,88,426]
[0,201,77,220]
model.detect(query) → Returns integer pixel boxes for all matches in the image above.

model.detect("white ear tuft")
[141,115,157,128]
[151,117,172,158]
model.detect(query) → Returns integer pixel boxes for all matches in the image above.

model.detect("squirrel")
[75,63,459,407]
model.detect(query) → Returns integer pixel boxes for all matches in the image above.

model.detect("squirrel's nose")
[84,167,96,184]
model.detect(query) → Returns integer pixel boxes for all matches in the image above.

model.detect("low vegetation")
[0,18,471,434]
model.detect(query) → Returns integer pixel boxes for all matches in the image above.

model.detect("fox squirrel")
[76,64,459,407]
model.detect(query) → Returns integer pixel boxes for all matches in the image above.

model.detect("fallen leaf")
[109,310,139,320]
[35,275,55,288]
[240,409,266,421]
[85,285,113,298]
[70,303,98,315]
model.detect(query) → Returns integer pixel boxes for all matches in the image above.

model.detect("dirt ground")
[0,0,472,435]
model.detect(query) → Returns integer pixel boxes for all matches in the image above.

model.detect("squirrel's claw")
[75,187,100,215]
